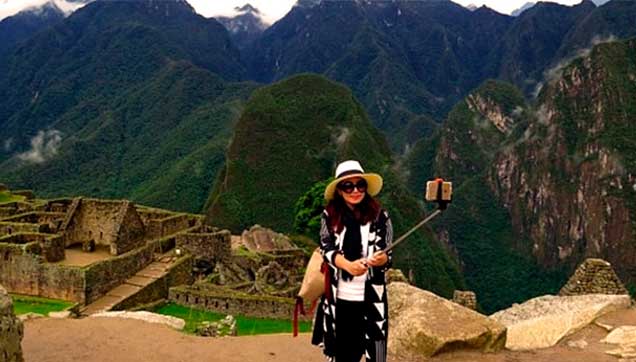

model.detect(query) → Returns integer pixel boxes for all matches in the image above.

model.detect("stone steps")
[80,253,177,316]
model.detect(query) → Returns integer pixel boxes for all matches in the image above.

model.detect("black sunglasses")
[337,179,368,194]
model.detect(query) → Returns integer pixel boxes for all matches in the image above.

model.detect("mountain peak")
[234,4,260,14]
[22,1,63,16]
[511,2,536,16]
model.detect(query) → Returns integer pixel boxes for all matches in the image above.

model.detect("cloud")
[331,127,350,148]
[16,129,63,164]
[536,34,618,97]
[3,138,14,152]
[0,0,90,20]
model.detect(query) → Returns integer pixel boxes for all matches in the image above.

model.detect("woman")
[312,160,393,362]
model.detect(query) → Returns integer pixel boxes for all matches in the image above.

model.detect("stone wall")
[109,202,145,255]
[0,233,64,262]
[112,255,194,311]
[169,285,300,320]
[0,222,42,235]
[176,230,231,264]
[0,244,84,302]
[62,199,124,248]
[61,199,145,256]
[559,258,629,296]
[0,285,24,362]
[137,209,175,226]
[1,212,66,225]
[145,214,192,240]
[453,290,478,310]
[42,199,74,213]
[0,207,16,218]
[84,243,156,304]
[0,202,32,214]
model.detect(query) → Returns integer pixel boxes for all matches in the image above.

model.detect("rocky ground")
[21,307,636,362]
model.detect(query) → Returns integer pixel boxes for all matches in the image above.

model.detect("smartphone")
[425,179,452,202]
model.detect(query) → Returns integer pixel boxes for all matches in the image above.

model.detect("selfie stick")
[382,178,451,253]
[383,209,442,253]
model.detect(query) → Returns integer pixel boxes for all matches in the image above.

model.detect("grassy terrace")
[10,294,75,315]
[0,191,24,204]
[153,303,312,335]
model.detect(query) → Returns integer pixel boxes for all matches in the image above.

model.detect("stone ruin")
[169,225,308,319]
[0,190,199,309]
[559,258,629,296]
[236,225,296,251]
[195,315,237,337]
[453,290,478,310]
[59,198,146,256]
[0,285,24,362]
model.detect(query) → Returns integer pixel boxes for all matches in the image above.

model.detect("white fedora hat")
[324,160,383,201]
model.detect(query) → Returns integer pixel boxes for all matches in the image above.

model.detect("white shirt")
[337,223,371,301]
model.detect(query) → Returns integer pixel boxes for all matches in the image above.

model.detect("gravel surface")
[23,309,636,362]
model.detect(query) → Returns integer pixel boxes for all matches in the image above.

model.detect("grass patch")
[153,303,312,335]
[10,294,74,315]
[0,191,24,204]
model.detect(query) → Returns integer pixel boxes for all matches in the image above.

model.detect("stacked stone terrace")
[169,225,309,319]
[0,190,199,308]
[559,258,629,296]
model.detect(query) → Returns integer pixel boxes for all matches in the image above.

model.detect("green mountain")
[491,37,636,282]
[0,0,245,153]
[205,74,464,297]
[245,0,513,150]
[0,1,64,59]
[406,80,566,313]
[490,0,596,94]
[0,0,254,212]
[409,38,636,312]
[557,0,636,61]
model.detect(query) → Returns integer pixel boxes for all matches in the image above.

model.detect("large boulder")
[602,326,636,359]
[239,225,295,251]
[0,286,24,362]
[490,294,631,350]
[388,282,506,359]
[90,311,185,330]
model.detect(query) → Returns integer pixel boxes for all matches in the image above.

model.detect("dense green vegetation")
[205,74,391,233]
[0,2,64,59]
[294,178,332,238]
[490,1,596,94]
[0,0,252,213]
[153,303,311,335]
[11,294,74,315]
[435,177,567,313]
[0,63,256,212]
[405,79,571,312]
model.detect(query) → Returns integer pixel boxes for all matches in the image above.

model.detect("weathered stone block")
[0,285,24,362]
[453,290,478,310]
[490,294,631,350]
[388,282,505,359]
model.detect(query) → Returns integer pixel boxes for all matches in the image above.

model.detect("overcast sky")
[0,0,590,24]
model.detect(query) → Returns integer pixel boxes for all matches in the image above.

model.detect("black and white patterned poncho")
[311,209,393,362]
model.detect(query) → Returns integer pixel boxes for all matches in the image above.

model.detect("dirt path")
[23,309,636,362]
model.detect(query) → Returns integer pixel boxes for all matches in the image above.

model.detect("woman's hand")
[366,251,388,267]
[346,258,369,276]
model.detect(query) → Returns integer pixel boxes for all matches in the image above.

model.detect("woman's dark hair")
[326,190,381,233]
